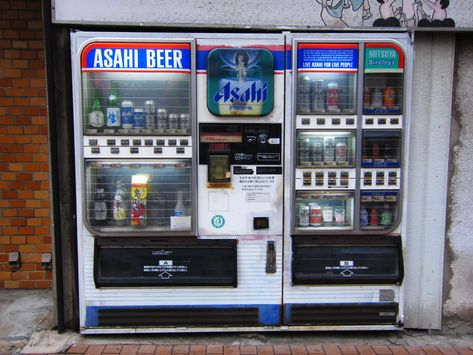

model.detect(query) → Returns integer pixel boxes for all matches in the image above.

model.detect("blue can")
[120,100,134,129]
[133,108,145,129]
[360,208,369,227]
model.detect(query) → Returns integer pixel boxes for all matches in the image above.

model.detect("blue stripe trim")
[86,304,280,327]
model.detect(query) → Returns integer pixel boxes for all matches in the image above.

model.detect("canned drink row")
[299,137,348,166]
[103,99,191,133]
[297,202,346,227]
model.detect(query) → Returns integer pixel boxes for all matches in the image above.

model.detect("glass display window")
[297,131,356,168]
[360,191,399,231]
[295,190,354,231]
[362,130,401,168]
[84,160,192,234]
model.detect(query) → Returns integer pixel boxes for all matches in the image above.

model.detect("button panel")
[360,168,401,189]
[83,136,192,158]
[296,169,356,190]
[296,115,357,129]
[362,115,402,129]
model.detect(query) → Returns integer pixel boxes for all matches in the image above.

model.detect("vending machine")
[283,33,411,328]
[71,32,285,333]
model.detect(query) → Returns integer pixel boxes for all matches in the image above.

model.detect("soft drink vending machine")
[284,33,411,328]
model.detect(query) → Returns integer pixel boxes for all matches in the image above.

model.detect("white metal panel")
[81,234,282,307]
[403,33,455,330]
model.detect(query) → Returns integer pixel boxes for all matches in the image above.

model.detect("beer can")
[144,100,156,130]
[334,207,345,225]
[327,82,339,111]
[370,208,379,226]
[156,108,168,131]
[309,203,322,226]
[168,113,179,131]
[311,139,324,166]
[121,100,134,129]
[380,204,393,226]
[299,139,311,166]
[336,141,347,164]
[322,205,333,225]
[297,76,311,114]
[179,113,190,131]
[311,79,325,112]
[133,108,145,129]
[323,136,335,165]
[298,204,310,227]
[383,87,395,107]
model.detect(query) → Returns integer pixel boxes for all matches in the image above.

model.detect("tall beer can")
[179,113,190,132]
[121,100,134,129]
[327,82,339,111]
[156,108,168,132]
[311,79,325,112]
[311,138,324,166]
[299,139,311,166]
[168,113,179,132]
[323,136,335,165]
[335,140,347,165]
[144,100,156,130]
[297,76,311,114]
[298,203,310,227]
[133,108,145,129]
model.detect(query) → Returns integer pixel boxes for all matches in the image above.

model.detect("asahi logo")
[214,81,268,104]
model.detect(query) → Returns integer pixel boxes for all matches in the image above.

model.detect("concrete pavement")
[0,289,472,355]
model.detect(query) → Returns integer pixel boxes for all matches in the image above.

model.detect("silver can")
[311,138,324,166]
[179,113,190,131]
[311,79,325,112]
[144,100,156,130]
[323,136,335,165]
[156,108,168,131]
[298,204,310,227]
[336,141,347,164]
[133,108,145,129]
[299,139,311,166]
[168,113,179,131]
[297,76,311,114]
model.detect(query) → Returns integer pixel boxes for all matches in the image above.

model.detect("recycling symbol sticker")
[211,215,225,229]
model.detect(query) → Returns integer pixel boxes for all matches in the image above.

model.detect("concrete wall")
[443,34,473,334]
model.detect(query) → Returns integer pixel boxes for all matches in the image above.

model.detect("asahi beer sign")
[207,48,274,117]
[81,43,191,72]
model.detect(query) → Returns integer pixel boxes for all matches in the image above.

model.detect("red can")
[383,87,395,107]
[309,203,322,226]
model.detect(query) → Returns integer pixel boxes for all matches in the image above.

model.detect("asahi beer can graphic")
[207,48,274,117]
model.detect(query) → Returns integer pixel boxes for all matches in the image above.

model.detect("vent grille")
[98,307,260,327]
[285,303,398,326]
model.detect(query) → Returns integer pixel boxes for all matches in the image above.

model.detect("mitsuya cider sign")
[207,48,274,117]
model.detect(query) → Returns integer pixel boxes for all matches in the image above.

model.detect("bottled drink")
[174,190,185,217]
[311,79,325,112]
[93,181,107,226]
[372,87,383,108]
[113,180,127,225]
[87,88,105,130]
[297,76,311,114]
[168,113,179,131]
[179,113,190,132]
[360,208,369,227]
[106,82,121,129]
[370,208,379,226]
[144,100,156,130]
[380,204,393,226]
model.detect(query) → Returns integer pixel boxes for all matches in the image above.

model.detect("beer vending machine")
[284,33,411,327]
[72,31,411,332]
